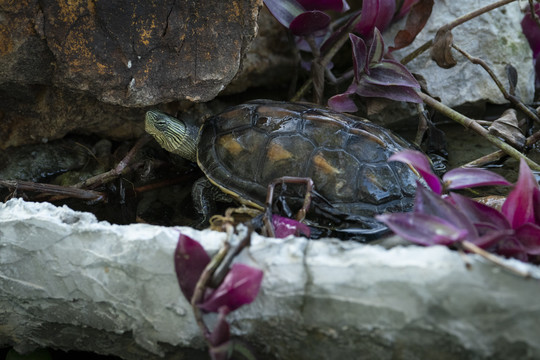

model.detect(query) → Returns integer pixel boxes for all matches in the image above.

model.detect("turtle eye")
[153,119,168,131]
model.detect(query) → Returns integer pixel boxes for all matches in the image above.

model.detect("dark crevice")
[162,1,175,37]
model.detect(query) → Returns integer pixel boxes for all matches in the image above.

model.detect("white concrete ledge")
[1,198,539,359]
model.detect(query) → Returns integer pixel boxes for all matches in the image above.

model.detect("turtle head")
[145,110,198,162]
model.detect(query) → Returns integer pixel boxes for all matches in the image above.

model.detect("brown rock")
[40,0,262,106]
[0,86,143,149]
[0,0,270,148]
[224,7,297,94]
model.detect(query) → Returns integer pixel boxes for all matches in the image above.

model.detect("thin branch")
[452,43,540,124]
[528,0,540,29]
[461,241,533,278]
[292,12,363,101]
[462,125,540,168]
[74,134,152,189]
[0,180,105,201]
[401,39,433,65]
[306,35,324,104]
[414,103,429,146]
[441,0,518,31]
[400,0,518,65]
[191,240,231,339]
[419,92,540,171]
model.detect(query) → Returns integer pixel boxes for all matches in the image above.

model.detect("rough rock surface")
[223,8,296,95]
[0,86,145,149]
[0,1,299,148]
[392,0,534,107]
[1,198,540,360]
[1,0,261,106]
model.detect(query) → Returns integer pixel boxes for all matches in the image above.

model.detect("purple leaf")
[355,81,423,103]
[390,0,433,51]
[328,93,358,112]
[328,83,359,112]
[373,0,396,33]
[368,28,385,66]
[297,0,349,12]
[321,10,362,54]
[264,0,305,28]
[414,185,478,239]
[355,0,379,36]
[443,168,511,190]
[470,229,515,250]
[272,215,311,238]
[289,10,331,36]
[350,33,367,80]
[501,158,540,229]
[174,233,211,301]
[207,306,231,347]
[199,264,264,313]
[396,0,419,19]
[362,60,420,88]
[494,237,528,261]
[521,4,540,58]
[356,0,396,36]
[449,193,511,232]
[515,223,540,255]
[388,150,442,194]
[376,212,468,246]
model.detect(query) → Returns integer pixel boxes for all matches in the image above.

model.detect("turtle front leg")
[192,177,232,226]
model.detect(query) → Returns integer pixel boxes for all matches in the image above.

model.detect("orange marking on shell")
[218,134,244,155]
[267,142,293,162]
[313,154,340,175]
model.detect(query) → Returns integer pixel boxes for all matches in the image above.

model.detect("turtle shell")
[197,100,418,217]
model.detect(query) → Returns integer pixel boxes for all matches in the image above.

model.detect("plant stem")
[528,0,540,29]
[419,92,540,171]
[401,40,433,65]
[400,0,518,65]
[292,12,363,101]
[442,0,518,31]
[74,134,152,189]
[191,240,231,340]
[0,180,105,201]
[414,103,429,146]
[306,35,324,104]
[452,43,540,124]
[463,126,540,168]
[461,241,532,278]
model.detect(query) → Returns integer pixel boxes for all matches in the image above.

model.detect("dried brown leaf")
[488,109,526,149]
[390,0,434,52]
[430,28,456,69]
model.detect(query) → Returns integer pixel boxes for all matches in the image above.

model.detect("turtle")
[145,100,419,237]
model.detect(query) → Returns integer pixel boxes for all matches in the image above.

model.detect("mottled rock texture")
[1,0,261,106]
[0,1,296,148]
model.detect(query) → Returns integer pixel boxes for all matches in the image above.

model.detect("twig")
[461,240,532,278]
[320,12,363,68]
[462,126,540,168]
[401,39,433,65]
[191,239,232,339]
[291,12,363,101]
[74,134,152,189]
[306,35,324,104]
[452,43,540,124]
[0,180,105,201]
[528,0,540,29]
[419,92,540,171]
[400,0,518,65]
[414,103,429,145]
